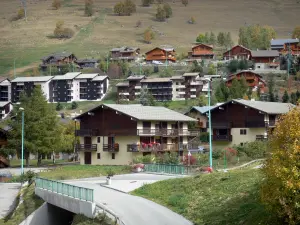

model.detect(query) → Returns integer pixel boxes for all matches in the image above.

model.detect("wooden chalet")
[271,39,300,54]
[223,45,251,60]
[250,50,279,70]
[282,41,300,55]
[110,47,140,61]
[188,43,215,60]
[145,47,176,63]
[75,59,98,68]
[40,52,77,70]
[225,70,266,92]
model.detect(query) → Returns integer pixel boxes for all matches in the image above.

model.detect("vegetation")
[190,60,203,73]
[56,102,63,111]
[156,5,166,22]
[196,31,233,47]
[132,169,279,225]
[71,101,78,109]
[141,0,153,7]
[139,87,156,106]
[84,0,94,17]
[39,165,131,180]
[188,16,196,24]
[114,0,136,16]
[72,214,115,225]
[282,90,289,103]
[181,0,188,6]
[292,26,300,39]
[143,27,155,44]
[261,106,300,224]
[0,185,43,225]
[11,8,25,21]
[235,141,267,159]
[163,3,172,18]
[52,0,61,10]
[53,20,74,39]
[238,24,276,49]
[227,59,249,73]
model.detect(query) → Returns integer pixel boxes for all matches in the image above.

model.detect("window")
[240,129,247,135]
[176,82,179,85]
[97,153,101,159]
[176,88,179,91]
[112,153,115,160]
[97,137,101,143]
[240,142,244,146]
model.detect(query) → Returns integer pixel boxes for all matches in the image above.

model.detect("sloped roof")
[223,45,251,55]
[76,59,98,63]
[140,78,171,83]
[127,75,146,80]
[52,72,81,80]
[188,106,216,114]
[271,39,299,46]
[75,104,196,122]
[171,75,184,80]
[192,43,213,49]
[41,51,74,61]
[75,74,99,79]
[11,76,54,83]
[116,82,129,87]
[111,46,139,52]
[145,46,175,54]
[92,75,109,81]
[251,50,279,57]
[0,78,9,83]
[0,102,11,107]
[229,70,263,78]
[183,72,200,77]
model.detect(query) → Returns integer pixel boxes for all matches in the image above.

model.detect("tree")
[53,21,74,39]
[204,32,209,44]
[163,3,172,18]
[224,32,233,48]
[188,16,196,24]
[296,90,300,101]
[217,32,225,46]
[71,101,78,109]
[261,106,300,224]
[207,63,216,75]
[58,121,79,154]
[229,77,247,99]
[282,90,289,103]
[6,87,61,166]
[290,92,297,104]
[124,0,136,15]
[190,60,203,73]
[117,60,129,76]
[268,76,275,102]
[141,0,152,7]
[139,88,156,106]
[156,5,166,22]
[238,60,248,70]
[227,60,239,73]
[114,2,125,16]
[182,0,188,6]
[292,26,300,39]
[85,0,94,16]
[209,32,216,46]
[196,33,206,43]
[143,27,155,43]
[215,80,230,102]
[52,0,61,10]
[56,102,63,111]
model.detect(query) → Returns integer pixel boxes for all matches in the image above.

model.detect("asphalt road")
[0,183,21,219]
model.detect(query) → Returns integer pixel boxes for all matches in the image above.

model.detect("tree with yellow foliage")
[261,105,300,224]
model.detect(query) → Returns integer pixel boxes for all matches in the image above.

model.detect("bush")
[71,101,78,109]
[53,21,74,39]
[142,154,155,163]
[11,8,25,21]
[11,170,37,184]
[200,132,209,143]
[156,5,166,22]
[182,0,188,6]
[56,102,63,111]
[236,141,267,159]
[85,0,94,16]
[143,28,155,44]
[212,148,223,160]
[133,156,143,164]
[52,0,62,10]
[166,152,179,164]
[114,0,136,16]
[197,154,209,165]
[141,0,153,7]
[163,3,172,18]
[182,154,197,165]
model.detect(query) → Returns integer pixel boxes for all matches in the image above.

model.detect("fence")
[35,177,94,202]
[144,164,189,175]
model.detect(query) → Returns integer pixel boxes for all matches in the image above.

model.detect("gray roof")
[0,102,11,107]
[251,50,279,57]
[127,75,145,80]
[92,75,109,81]
[111,46,139,52]
[233,99,294,114]
[116,82,129,87]
[183,72,200,77]
[41,51,74,61]
[52,72,81,80]
[76,59,98,63]
[160,45,175,51]
[0,78,9,83]
[11,76,54,83]
[171,75,184,80]
[189,106,216,114]
[271,39,299,46]
[75,74,99,79]
[102,104,196,122]
[140,78,171,83]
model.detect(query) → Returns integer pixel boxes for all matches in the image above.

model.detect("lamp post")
[205,78,213,170]
[19,107,25,174]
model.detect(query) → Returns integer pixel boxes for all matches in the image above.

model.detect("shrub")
[261,107,300,224]
[182,0,188,6]
[237,141,267,159]
[143,27,155,44]
[11,8,25,21]
[142,154,155,163]
[56,102,63,111]
[199,132,209,143]
[53,21,74,39]
[156,5,166,22]
[163,3,172,18]
[166,152,179,164]
[141,0,153,7]
[212,148,223,160]
[182,154,197,165]
[85,0,94,16]
[197,154,209,165]
[133,156,143,164]
[114,0,136,16]
[71,101,78,109]
[52,0,62,10]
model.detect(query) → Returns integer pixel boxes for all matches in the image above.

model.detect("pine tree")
[209,32,216,46]
[224,32,233,48]
[282,90,289,103]
[71,101,78,109]
[268,76,275,102]
[290,92,297,104]
[204,32,209,44]
[215,80,230,102]
[56,102,63,111]
[6,87,62,166]
[156,5,166,21]
[217,32,225,46]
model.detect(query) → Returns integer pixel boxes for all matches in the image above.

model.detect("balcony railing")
[75,144,97,151]
[245,121,266,128]
[212,135,232,141]
[207,122,232,128]
[103,144,119,152]
[137,129,199,136]
[75,129,100,136]
[127,143,185,152]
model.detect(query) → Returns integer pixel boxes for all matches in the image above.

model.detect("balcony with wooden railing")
[75,129,100,136]
[245,121,266,128]
[75,144,97,151]
[212,135,232,141]
[103,143,119,152]
[206,122,232,128]
[137,129,199,136]
[127,143,186,152]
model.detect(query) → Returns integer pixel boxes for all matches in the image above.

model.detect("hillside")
[0,0,299,75]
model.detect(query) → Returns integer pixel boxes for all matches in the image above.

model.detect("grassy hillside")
[0,0,299,75]
[132,169,281,225]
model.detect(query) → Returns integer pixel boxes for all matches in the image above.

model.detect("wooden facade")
[223,45,251,60]
[145,47,176,62]
[225,71,266,92]
[188,44,214,60]
[282,42,300,55]
[110,47,140,61]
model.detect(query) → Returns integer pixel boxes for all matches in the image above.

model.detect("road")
[0,183,21,219]
[65,174,193,225]
[0,167,48,176]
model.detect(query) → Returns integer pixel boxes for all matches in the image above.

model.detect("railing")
[144,164,188,175]
[75,144,97,151]
[127,143,185,152]
[35,177,94,202]
[137,129,199,136]
[75,129,100,136]
[206,122,232,128]
[245,121,266,128]
[103,144,119,152]
[212,135,232,141]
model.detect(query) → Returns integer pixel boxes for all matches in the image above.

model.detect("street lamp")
[19,107,25,174]
[204,78,213,170]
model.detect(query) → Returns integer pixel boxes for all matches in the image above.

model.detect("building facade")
[250,50,280,70]
[0,102,13,120]
[145,47,176,63]
[223,45,251,60]
[116,75,145,101]
[0,78,11,102]
[110,47,140,62]
[74,104,199,165]
[141,78,173,102]
[40,52,77,70]
[188,44,215,60]
[271,39,299,52]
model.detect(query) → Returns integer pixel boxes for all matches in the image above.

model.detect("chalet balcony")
[103,144,119,152]
[137,129,199,137]
[212,135,232,141]
[245,121,266,128]
[191,95,197,98]
[206,122,232,128]
[190,88,197,92]
[178,85,185,88]
[135,86,141,89]
[190,81,202,85]
[119,92,129,96]
[75,144,97,151]
[127,143,183,152]
[75,129,100,136]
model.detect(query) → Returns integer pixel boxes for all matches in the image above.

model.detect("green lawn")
[39,165,131,180]
[132,169,281,225]
[9,159,69,167]
[0,184,43,225]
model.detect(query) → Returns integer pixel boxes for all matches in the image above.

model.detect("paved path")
[0,168,48,176]
[66,180,193,225]
[0,183,21,219]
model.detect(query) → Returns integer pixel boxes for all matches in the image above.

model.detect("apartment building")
[0,102,13,120]
[141,78,173,102]
[116,75,145,101]
[0,78,11,102]
[73,74,109,101]
[11,76,54,103]
[74,104,199,165]
[207,99,293,149]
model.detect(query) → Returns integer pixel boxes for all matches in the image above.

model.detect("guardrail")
[35,177,94,202]
[144,164,188,175]
[96,203,126,225]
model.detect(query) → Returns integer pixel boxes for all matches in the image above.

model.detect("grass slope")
[72,214,115,225]
[132,169,280,225]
